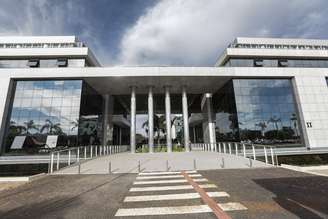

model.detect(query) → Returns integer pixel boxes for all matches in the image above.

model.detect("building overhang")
[0,66,326,95]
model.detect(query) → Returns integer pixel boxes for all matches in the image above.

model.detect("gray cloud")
[119,0,328,66]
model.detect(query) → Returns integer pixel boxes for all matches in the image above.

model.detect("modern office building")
[0,36,328,159]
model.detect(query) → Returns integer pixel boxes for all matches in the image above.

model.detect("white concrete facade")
[0,67,327,150]
[1,36,328,156]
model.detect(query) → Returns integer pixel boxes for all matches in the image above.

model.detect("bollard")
[91,146,93,158]
[252,144,256,160]
[166,160,169,171]
[138,161,141,173]
[249,158,252,168]
[220,157,225,168]
[235,143,238,156]
[109,161,112,174]
[193,159,197,170]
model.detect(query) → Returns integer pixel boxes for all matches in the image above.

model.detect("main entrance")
[103,87,214,153]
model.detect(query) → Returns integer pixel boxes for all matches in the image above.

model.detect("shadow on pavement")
[254,176,328,219]
[0,196,83,219]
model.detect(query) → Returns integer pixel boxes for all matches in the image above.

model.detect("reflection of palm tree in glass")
[255,121,267,137]
[24,120,39,134]
[268,116,281,137]
[41,119,63,135]
[71,119,79,131]
[290,113,299,137]
[9,121,27,135]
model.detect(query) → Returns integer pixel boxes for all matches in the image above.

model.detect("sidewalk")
[56,151,271,174]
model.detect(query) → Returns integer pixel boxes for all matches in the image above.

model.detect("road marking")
[138,170,197,176]
[136,174,202,180]
[133,178,208,185]
[115,203,247,216]
[124,192,229,202]
[129,184,217,192]
[181,171,232,219]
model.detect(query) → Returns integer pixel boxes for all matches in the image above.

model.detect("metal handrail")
[48,145,130,174]
[190,142,279,166]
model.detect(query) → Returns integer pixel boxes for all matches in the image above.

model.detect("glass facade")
[214,79,302,146]
[2,79,103,155]
[225,58,328,68]
[213,81,239,142]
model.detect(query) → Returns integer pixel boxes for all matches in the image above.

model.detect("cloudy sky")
[1,0,328,66]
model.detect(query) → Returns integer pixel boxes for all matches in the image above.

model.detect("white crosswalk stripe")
[133,178,207,185]
[129,184,217,192]
[138,170,197,176]
[136,174,202,180]
[124,191,229,202]
[115,171,247,217]
[115,203,247,216]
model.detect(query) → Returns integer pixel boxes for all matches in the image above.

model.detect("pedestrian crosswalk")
[115,170,247,217]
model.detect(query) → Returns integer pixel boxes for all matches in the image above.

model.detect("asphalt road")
[0,168,327,219]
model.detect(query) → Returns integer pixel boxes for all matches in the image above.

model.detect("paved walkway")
[1,168,327,219]
[57,151,270,174]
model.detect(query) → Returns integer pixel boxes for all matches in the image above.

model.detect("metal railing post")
[50,152,54,173]
[270,147,275,165]
[223,143,226,154]
[84,147,87,160]
[228,143,232,154]
[77,147,80,163]
[235,143,238,156]
[264,147,268,164]
[218,143,221,153]
[252,144,256,160]
[243,144,246,158]
[68,149,71,165]
[56,152,60,170]
[90,146,93,158]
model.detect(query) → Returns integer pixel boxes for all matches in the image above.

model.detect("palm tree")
[142,114,179,146]
[40,119,63,135]
[24,120,39,134]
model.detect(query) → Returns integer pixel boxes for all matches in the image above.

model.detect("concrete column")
[119,127,122,145]
[102,94,110,146]
[148,86,154,153]
[182,86,190,152]
[165,86,172,153]
[130,86,136,153]
[206,93,216,151]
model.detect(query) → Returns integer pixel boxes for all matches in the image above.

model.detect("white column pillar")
[182,86,190,152]
[102,94,109,146]
[165,86,172,153]
[130,86,136,153]
[206,93,216,151]
[148,86,154,153]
